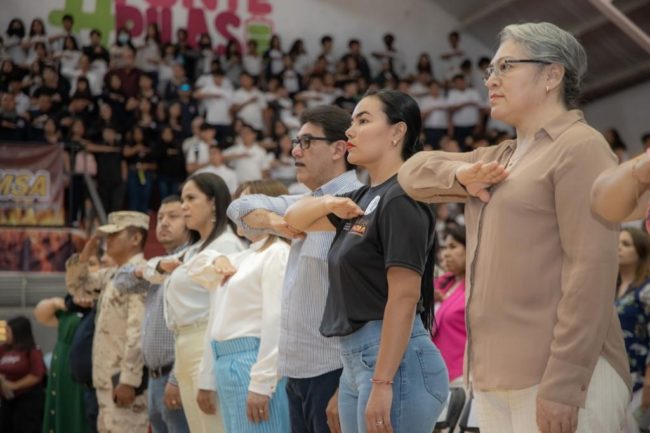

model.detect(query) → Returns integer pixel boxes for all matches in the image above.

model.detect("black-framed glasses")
[291,135,331,151]
[483,58,552,82]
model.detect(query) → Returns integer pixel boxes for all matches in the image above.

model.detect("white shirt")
[195,164,239,195]
[198,82,232,126]
[282,69,300,94]
[136,40,161,73]
[298,90,334,108]
[243,54,262,76]
[59,50,81,80]
[419,95,449,129]
[232,88,267,131]
[182,137,211,166]
[266,49,284,76]
[447,88,482,127]
[223,142,270,183]
[5,36,27,66]
[189,238,290,396]
[143,231,245,389]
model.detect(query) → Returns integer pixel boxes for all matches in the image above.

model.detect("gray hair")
[499,22,587,108]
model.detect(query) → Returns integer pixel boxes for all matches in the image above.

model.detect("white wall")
[583,80,650,154]
[1,0,494,78]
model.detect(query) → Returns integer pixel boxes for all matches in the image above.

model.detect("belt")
[149,364,173,379]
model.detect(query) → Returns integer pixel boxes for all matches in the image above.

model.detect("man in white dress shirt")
[227,105,364,433]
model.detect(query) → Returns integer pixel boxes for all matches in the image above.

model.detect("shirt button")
[52,390,56,396]
[52,372,56,378]
[51,410,55,415]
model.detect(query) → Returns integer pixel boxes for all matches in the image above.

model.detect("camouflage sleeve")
[114,264,151,295]
[118,291,146,387]
[65,253,109,300]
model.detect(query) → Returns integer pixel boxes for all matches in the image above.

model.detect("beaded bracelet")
[370,378,394,385]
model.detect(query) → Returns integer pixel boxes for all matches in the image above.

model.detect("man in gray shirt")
[227,105,363,433]
[114,196,191,433]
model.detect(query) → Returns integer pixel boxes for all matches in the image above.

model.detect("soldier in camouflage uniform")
[65,211,150,433]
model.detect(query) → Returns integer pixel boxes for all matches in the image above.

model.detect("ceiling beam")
[460,0,519,28]
[588,0,650,54]
[572,0,649,37]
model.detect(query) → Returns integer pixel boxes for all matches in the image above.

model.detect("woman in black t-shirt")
[285,90,448,433]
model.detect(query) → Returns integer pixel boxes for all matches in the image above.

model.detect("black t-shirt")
[321,175,436,337]
[94,142,124,184]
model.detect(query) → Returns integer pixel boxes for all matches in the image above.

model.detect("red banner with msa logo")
[0,143,65,226]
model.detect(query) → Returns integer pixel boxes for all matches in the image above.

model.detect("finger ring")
[376,420,384,425]
[259,409,264,414]
[171,400,177,405]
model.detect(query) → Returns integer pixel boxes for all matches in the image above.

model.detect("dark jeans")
[69,174,87,225]
[286,369,343,433]
[127,169,153,213]
[0,385,44,433]
[84,388,99,433]
[158,176,182,201]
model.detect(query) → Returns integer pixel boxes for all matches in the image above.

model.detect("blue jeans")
[338,318,449,433]
[148,372,191,433]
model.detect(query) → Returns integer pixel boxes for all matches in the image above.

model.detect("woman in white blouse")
[189,180,291,433]
[146,173,244,433]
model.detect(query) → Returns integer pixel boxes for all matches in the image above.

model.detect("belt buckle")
[150,367,162,379]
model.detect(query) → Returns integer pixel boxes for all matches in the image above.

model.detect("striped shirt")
[113,245,187,385]
[227,170,363,378]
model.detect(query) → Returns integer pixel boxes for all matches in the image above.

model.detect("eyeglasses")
[483,58,552,82]
[291,135,331,150]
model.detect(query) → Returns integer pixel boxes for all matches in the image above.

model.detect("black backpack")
[68,305,96,387]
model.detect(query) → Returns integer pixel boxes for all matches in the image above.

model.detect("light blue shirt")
[227,170,363,378]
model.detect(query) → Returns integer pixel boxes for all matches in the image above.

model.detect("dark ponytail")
[419,222,437,332]
[365,89,423,160]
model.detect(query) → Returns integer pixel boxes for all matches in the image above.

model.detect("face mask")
[118,33,129,44]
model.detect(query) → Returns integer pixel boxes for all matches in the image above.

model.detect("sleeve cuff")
[197,371,217,391]
[187,250,224,289]
[538,356,593,408]
[248,379,276,397]
[168,370,178,386]
[119,370,143,388]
